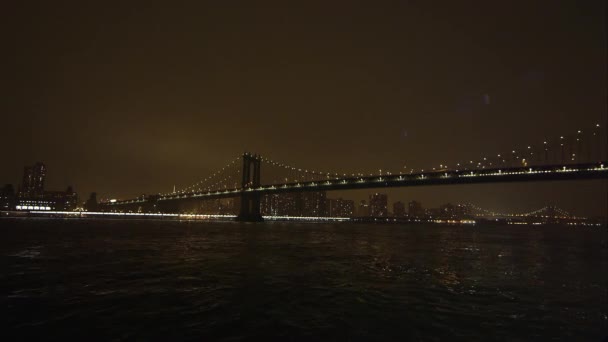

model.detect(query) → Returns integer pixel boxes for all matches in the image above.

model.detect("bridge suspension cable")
[161,155,242,196]
[257,155,368,185]
[107,121,606,207]
[417,123,606,174]
[464,203,583,219]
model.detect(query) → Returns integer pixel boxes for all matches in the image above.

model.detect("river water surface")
[1,219,606,341]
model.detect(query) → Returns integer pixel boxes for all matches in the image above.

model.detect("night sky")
[2,1,606,217]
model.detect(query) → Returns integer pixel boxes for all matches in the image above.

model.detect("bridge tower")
[236,152,264,222]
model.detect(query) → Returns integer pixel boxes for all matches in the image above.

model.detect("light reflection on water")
[1,219,606,341]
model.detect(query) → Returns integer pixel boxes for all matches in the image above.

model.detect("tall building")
[327,198,355,217]
[260,194,274,215]
[393,201,406,217]
[260,192,302,216]
[21,162,46,196]
[15,163,78,211]
[85,192,98,212]
[408,200,424,218]
[1,184,15,210]
[261,193,283,216]
[369,193,388,217]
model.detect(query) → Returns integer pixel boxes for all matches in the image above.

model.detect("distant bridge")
[104,124,608,221]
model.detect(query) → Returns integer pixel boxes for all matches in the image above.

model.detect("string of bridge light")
[465,203,532,217]
[551,206,581,219]
[191,158,241,193]
[420,124,605,174]
[164,123,605,196]
[161,156,242,196]
[258,154,419,184]
[258,155,370,184]
[260,124,605,180]
[464,203,581,219]
[191,169,241,194]
[206,164,242,192]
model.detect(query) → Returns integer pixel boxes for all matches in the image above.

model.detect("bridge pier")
[236,153,264,222]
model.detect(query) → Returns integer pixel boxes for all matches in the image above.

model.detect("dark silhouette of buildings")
[408,200,424,218]
[37,187,78,211]
[393,201,406,217]
[369,193,388,217]
[85,192,98,212]
[439,203,455,218]
[12,163,78,211]
[1,184,15,210]
[357,200,370,217]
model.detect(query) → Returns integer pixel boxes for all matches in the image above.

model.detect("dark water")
[1,219,606,341]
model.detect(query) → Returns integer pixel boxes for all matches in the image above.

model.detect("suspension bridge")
[104,124,608,221]
[462,204,586,220]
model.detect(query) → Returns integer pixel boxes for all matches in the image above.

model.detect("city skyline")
[2,154,607,219]
[5,159,594,222]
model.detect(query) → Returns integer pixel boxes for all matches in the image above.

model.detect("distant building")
[218,198,236,215]
[20,162,46,197]
[369,193,388,217]
[261,193,297,216]
[280,193,298,216]
[393,201,406,217]
[358,200,369,217]
[40,187,78,211]
[426,207,442,218]
[408,200,424,218]
[84,192,98,212]
[260,194,273,215]
[327,198,355,217]
[1,184,15,210]
[15,163,78,211]
[439,203,455,218]
[298,191,327,217]
[453,204,472,218]
[261,192,327,217]
[200,199,221,214]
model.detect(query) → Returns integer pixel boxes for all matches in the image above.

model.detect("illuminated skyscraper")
[21,162,46,196]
